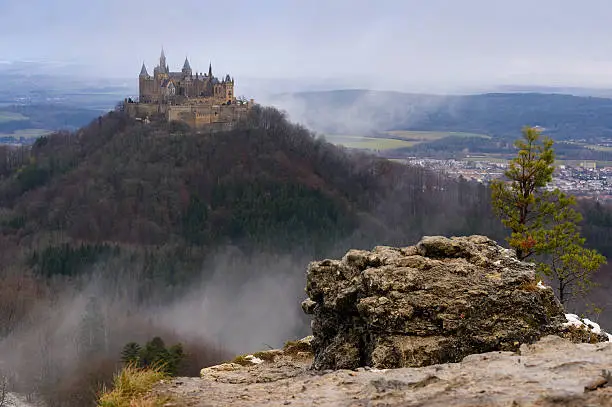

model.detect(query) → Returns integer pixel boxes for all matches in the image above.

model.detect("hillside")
[268,90,612,160]
[0,106,506,269]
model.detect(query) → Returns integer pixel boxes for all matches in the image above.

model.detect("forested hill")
[269,90,612,140]
[0,106,507,280]
[2,105,612,280]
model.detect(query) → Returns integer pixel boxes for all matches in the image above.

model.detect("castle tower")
[159,48,167,73]
[139,63,149,78]
[182,57,192,76]
[208,62,213,78]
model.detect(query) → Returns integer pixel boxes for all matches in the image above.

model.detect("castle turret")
[139,63,149,77]
[208,62,213,79]
[182,57,192,76]
[159,48,167,74]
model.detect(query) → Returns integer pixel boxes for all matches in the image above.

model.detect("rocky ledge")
[302,235,608,370]
[148,335,612,406]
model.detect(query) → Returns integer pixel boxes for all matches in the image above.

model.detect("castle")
[125,49,253,130]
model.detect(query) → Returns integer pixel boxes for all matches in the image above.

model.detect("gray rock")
[302,235,606,370]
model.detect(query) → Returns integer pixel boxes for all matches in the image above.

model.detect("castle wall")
[125,102,165,118]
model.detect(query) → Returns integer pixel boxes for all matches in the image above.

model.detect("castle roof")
[140,63,149,77]
[160,79,175,88]
[183,57,191,71]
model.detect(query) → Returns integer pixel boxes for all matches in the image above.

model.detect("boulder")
[302,235,607,370]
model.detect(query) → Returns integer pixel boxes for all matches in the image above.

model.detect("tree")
[491,127,606,305]
[536,208,606,305]
[120,337,185,376]
[120,342,142,366]
[490,127,556,261]
[0,375,12,407]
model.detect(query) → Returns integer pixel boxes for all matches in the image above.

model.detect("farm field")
[385,130,490,141]
[325,130,490,151]
[461,155,509,164]
[0,111,28,123]
[323,135,417,150]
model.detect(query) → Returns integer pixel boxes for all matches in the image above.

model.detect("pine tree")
[120,342,142,366]
[140,337,169,369]
[166,344,185,376]
[490,126,606,305]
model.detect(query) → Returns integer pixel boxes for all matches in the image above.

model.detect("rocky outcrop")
[302,235,608,370]
[150,335,612,407]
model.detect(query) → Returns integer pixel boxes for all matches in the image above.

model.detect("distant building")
[125,49,254,131]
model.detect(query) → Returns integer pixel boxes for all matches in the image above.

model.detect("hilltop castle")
[125,49,253,130]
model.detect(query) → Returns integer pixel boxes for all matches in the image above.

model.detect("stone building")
[139,48,235,105]
[126,49,253,130]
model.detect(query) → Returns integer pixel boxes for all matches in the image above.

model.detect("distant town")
[402,157,612,201]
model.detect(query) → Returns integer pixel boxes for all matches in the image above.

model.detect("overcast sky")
[2,0,612,92]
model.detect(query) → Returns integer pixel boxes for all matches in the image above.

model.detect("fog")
[3,0,612,90]
[0,248,311,405]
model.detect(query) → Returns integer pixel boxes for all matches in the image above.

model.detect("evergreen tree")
[140,337,170,369]
[120,342,142,366]
[165,344,185,376]
[490,127,606,305]
[119,337,185,376]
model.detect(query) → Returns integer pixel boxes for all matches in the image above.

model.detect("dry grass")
[283,340,312,356]
[252,351,278,362]
[97,365,168,407]
[519,279,541,292]
[231,355,254,366]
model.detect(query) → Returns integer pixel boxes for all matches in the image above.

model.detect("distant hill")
[0,69,132,144]
[269,90,612,142]
[0,104,105,139]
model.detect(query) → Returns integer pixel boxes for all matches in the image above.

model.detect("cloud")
[2,0,612,90]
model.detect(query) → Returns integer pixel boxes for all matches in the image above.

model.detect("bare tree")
[0,375,14,407]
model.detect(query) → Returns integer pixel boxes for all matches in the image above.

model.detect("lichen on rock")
[302,235,607,370]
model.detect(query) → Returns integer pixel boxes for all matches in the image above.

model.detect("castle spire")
[139,62,149,77]
[208,62,213,78]
[159,47,167,73]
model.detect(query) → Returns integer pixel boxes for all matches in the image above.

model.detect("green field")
[325,130,490,151]
[461,155,509,163]
[0,112,28,124]
[385,130,491,141]
[324,135,418,150]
